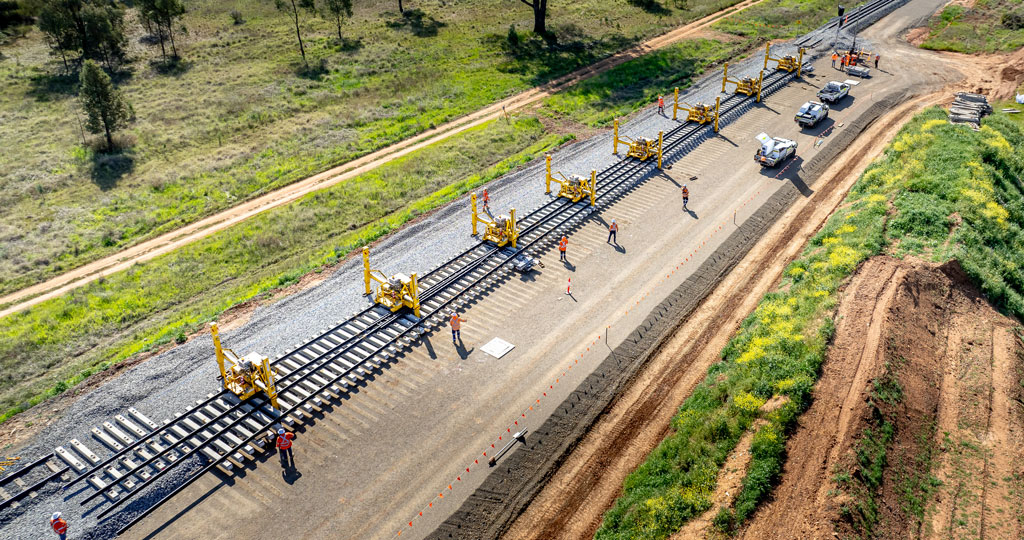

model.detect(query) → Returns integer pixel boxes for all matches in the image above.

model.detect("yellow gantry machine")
[471,192,519,247]
[545,155,596,206]
[671,89,721,132]
[764,41,806,77]
[722,63,764,102]
[613,121,664,169]
[362,247,421,317]
[211,322,280,409]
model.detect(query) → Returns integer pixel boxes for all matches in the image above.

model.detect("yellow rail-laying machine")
[764,42,806,76]
[362,247,421,317]
[613,121,664,169]
[545,155,596,206]
[211,322,280,410]
[471,192,519,247]
[721,63,763,102]
[672,92,721,132]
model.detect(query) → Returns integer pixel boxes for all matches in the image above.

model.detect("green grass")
[0,114,569,423]
[597,106,1024,538]
[919,0,1024,53]
[711,0,847,40]
[0,0,751,298]
[543,38,746,127]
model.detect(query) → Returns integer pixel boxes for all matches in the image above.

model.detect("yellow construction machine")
[362,247,421,317]
[764,42,806,76]
[613,121,664,168]
[211,323,280,410]
[545,155,596,206]
[672,94,721,132]
[721,63,763,102]
[471,192,519,247]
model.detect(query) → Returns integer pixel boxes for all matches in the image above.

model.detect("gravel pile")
[0,3,909,538]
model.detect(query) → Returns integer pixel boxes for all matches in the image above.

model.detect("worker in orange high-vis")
[558,235,568,261]
[276,428,295,469]
[482,188,491,214]
[681,185,689,210]
[658,95,665,115]
[450,312,467,344]
[607,219,618,244]
[874,54,880,69]
[839,55,846,72]
[831,52,838,69]
[50,512,67,540]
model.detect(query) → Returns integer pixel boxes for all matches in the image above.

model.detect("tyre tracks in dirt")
[0,0,768,320]
[499,88,946,540]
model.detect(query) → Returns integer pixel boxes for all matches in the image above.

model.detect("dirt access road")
[0,0,766,320]
[502,0,984,537]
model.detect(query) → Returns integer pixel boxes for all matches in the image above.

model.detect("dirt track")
[0,0,767,320]
[499,89,945,540]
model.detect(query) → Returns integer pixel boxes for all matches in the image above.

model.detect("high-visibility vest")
[558,238,567,251]
[681,187,689,197]
[482,190,489,203]
[609,222,618,232]
[658,97,664,106]
[276,433,293,450]
[450,316,461,330]
[832,53,838,60]
[51,518,67,535]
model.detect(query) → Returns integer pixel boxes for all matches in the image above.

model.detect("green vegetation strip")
[597,106,1024,538]
[919,0,1024,53]
[0,116,569,424]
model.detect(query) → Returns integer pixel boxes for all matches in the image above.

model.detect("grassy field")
[0,0,754,298]
[711,0,842,40]
[0,27,758,424]
[919,0,1024,53]
[0,113,569,422]
[596,106,1024,538]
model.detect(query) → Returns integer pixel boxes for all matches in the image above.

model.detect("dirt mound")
[739,256,1024,539]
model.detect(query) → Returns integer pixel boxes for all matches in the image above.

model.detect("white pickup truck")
[816,81,851,103]
[794,101,829,128]
[754,133,797,167]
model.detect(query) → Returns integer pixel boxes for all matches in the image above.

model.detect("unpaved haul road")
[502,0,971,537]
[116,4,960,538]
[0,0,767,320]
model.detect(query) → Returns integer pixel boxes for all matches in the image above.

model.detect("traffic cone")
[566,278,572,295]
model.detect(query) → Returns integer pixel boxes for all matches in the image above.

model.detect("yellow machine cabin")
[721,64,763,102]
[545,155,596,206]
[672,93,721,133]
[471,192,519,247]
[613,121,664,168]
[211,323,280,410]
[362,247,421,317]
[764,42,806,76]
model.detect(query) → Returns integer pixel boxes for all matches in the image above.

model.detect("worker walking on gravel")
[658,95,665,115]
[558,235,568,261]
[831,52,838,69]
[450,312,467,344]
[276,428,295,469]
[482,188,491,214]
[681,185,689,210]
[607,219,618,244]
[50,512,67,540]
[839,55,847,72]
[874,54,880,69]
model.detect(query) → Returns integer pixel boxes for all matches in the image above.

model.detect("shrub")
[230,9,244,25]
[1003,7,1024,30]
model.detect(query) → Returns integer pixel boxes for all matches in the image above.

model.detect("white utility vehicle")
[754,132,797,167]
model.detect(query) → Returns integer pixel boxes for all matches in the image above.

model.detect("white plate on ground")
[481,337,515,359]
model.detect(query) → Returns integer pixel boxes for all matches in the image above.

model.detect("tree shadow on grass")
[333,36,363,53]
[486,24,634,85]
[295,58,330,80]
[90,149,135,190]
[385,9,446,37]
[150,57,194,77]
[627,0,671,15]
[28,66,133,101]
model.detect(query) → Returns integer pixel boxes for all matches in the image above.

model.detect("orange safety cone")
[566,278,572,295]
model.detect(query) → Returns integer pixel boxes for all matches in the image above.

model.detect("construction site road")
[0,0,769,321]
[110,5,961,539]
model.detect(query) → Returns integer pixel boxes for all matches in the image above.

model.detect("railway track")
[0,0,899,531]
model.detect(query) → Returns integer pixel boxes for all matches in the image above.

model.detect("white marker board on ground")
[481,338,515,359]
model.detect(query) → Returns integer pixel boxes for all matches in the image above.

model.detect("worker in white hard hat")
[607,219,618,244]
[50,511,68,539]
[681,184,689,210]
[276,428,295,469]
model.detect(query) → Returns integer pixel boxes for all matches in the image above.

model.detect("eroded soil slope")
[740,256,1024,539]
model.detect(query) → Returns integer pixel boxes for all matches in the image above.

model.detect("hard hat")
[612,219,616,222]
[683,184,687,188]
[52,512,61,520]
[278,428,285,435]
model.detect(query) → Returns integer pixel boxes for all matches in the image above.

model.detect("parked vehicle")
[794,101,829,128]
[754,132,797,167]
[816,81,850,103]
